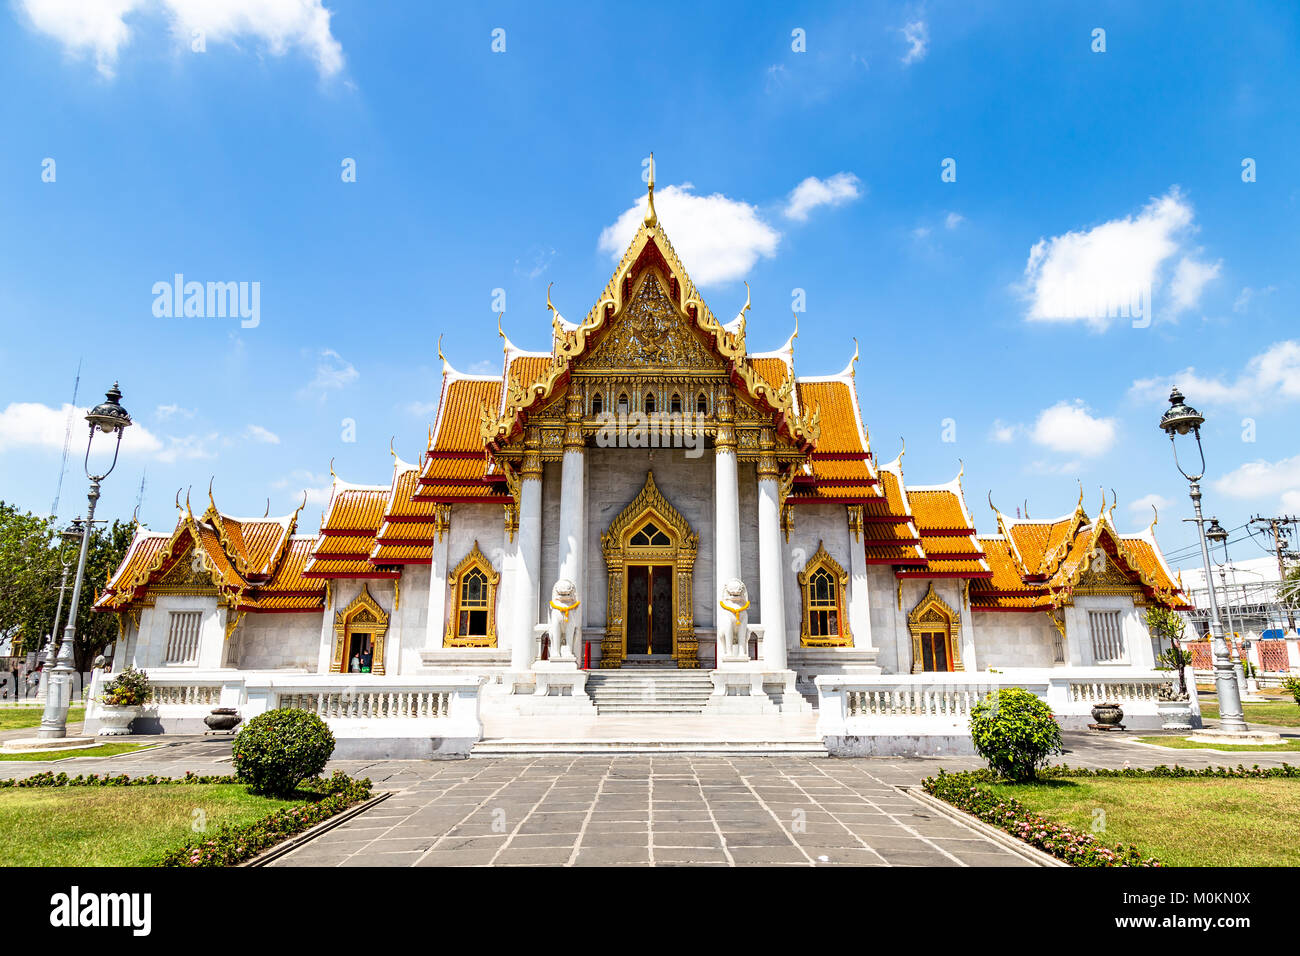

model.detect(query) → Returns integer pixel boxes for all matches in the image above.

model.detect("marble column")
[757,440,787,671]
[426,505,451,648]
[555,388,585,635]
[714,394,742,620]
[511,433,543,670]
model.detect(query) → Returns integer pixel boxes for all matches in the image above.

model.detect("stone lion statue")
[717,578,751,663]
[548,578,582,660]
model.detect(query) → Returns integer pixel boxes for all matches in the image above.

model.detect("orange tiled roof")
[433,378,502,454]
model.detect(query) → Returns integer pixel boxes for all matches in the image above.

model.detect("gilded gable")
[580,272,727,373]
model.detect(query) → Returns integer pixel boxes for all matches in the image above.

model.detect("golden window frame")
[330,585,390,675]
[797,540,853,647]
[444,540,500,648]
[907,582,963,672]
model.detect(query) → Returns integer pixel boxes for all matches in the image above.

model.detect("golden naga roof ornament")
[174,487,183,516]
[207,477,217,513]
[329,457,337,480]
[437,334,446,373]
[644,151,657,226]
[850,337,859,377]
[1109,487,1119,520]
[1075,479,1085,514]
[496,311,508,353]
[1149,503,1159,529]
[389,436,398,461]
[1023,500,1030,519]
[263,498,270,518]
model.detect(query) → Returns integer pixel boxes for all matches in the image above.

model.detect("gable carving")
[580,272,726,373]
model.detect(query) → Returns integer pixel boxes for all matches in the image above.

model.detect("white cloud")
[1129,340,1300,410]
[16,0,344,78]
[245,424,280,444]
[1128,493,1172,519]
[1213,454,1300,510]
[405,400,438,417]
[273,469,331,508]
[598,184,780,287]
[944,211,964,230]
[989,420,1019,443]
[1029,400,1117,457]
[783,173,863,222]
[1168,256,1222,312]
[154,403,194,420]
[1233,284,1277,313]
[0,400,223,463]
[298,348,358,400]
[900,20,928,64]
[1021,187,1218,330]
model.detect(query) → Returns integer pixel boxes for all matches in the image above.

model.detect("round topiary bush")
[231,709,335,797]
[969,687,1063,782]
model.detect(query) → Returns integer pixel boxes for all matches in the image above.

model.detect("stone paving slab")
[2,730,1296,867]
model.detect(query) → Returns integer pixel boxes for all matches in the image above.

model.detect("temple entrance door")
[625,564,674,657]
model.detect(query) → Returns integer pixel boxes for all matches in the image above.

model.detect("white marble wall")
[970,612,1059,670]
[120,596,226,670]
[235,612,320,670]
[782,504,856,654]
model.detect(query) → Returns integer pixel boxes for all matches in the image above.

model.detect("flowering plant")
[100,666,150,706]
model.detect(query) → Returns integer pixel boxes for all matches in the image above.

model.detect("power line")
[49,358,82,518]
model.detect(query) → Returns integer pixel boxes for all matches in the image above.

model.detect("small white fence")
[84,670,486,758]
[815,669,1193,756]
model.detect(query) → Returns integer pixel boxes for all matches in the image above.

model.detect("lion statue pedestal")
[509,579,596,716]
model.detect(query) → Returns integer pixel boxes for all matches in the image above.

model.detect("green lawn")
[1199,700,1300,727]
[0,707,85,731]
[0,741,156,761]
[986,777,1300,866]
[1136,735,1300,752]
[0,784,315,866]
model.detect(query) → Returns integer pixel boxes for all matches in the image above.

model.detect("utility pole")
[1250,515,1299,632]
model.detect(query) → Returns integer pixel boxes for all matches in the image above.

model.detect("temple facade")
[95,172,1191,721]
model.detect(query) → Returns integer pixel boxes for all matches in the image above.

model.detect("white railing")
[151,683,224,707]
[277,689,451,719]
[816,669,1185,740]
[85,670,486,746]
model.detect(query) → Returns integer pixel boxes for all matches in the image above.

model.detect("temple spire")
[644,152,657,226]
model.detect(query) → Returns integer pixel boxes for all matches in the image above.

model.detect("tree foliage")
[0,501,132,671]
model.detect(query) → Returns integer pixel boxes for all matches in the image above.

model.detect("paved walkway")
[2,730,1295,866]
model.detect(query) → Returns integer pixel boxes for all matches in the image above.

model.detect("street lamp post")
[37,384,132,740]
[35,518,84,704]
[1158,387,1248,734]
[1205,518,1250,698]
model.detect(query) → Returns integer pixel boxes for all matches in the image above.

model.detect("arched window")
[906,583,963,672]
[670,392,683,414]
[445,541,500,647]
[644,391,656,414]
[591,392,603,416]
[696,392,708,415]
[797,541,852,647]
[617,391,630,415]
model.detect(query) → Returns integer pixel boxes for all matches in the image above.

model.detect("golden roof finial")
[1150,503,1159,529]
[207,477,216,512]
[988,489,1003,518]
[735,282,751,329]
[174,488,183,515]
[389,436,398,461]
[1109,487,1118,519]
[792,310,800,341]
[497,311,507,353]
[1098,485,1106,517]
[263,498,270,518]
[644,152,657,226]
[957,458,964,482]
[1076,479,1084,512]
[850,337,859,377]
[437,334,446,372]
[329,457,337,480]
[1023,499,1030,519]
[184,486,193,519]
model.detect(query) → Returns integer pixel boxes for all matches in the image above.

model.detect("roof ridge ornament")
[644,151,657,226]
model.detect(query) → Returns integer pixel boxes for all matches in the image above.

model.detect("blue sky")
[1,1,1297,573]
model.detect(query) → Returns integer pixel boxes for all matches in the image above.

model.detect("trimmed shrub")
[969,687,1063,782]
[1282,675,1300,706]
[231,709,335,797]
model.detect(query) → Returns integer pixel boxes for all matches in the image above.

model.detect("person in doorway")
[349,652,361,673]
[359,648,372,673]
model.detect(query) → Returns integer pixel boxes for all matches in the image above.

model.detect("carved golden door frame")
[907,582,963,673]
[599,471,699,668]
[330,585,390,675]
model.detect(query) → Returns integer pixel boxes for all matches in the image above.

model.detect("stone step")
[473,739,829,756]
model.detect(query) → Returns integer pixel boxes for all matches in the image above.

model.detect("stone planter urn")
[96,704,141,736]
[1157,699,1194,730]
[203,707,242,733]
[1090,702,1125,730]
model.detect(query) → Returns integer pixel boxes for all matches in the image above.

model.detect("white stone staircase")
[584,668,714,715]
